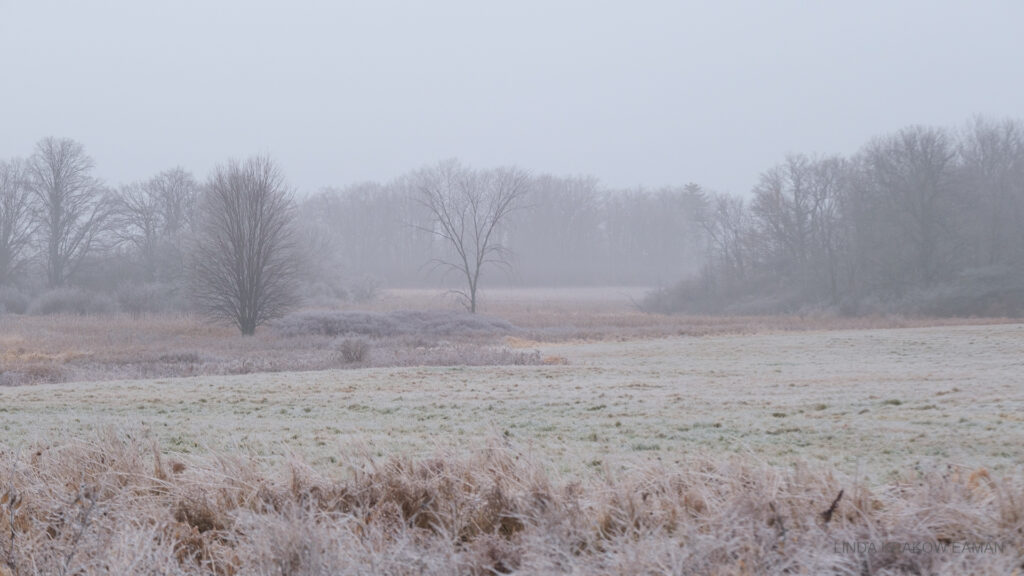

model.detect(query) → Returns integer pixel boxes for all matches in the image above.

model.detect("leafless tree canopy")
[416,160,530,313]
[193,156,299,335]
[0,159,34,286]
[1,115,1023,319]
[27,137,111,287]
[647,118,1024,316]
[115,167,198,283]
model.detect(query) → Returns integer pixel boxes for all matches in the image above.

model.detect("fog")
[2,2,1024,319]
[3,1,1022,196]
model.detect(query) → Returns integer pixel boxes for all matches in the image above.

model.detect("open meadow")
[1,290,1023,574]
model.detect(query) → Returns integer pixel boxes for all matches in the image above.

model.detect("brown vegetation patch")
[0,430,1021,574]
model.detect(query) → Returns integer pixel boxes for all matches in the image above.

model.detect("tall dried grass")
[0,313,540,385]
[1,429,1020,574]
[1,289,1017,385]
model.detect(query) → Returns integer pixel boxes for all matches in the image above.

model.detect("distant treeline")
[646,117,1024,316]
[0,140,706,316]
[2,115,1022,317]
[300,176,705,290]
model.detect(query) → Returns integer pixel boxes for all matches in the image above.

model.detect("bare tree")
[509,175,604,284]
[114,182,162,280]
[27,138,112,287]
[114,167,198,282]
[858,126,958,287]
[149,167,199,238]
[751,154,848,302]
[416,159,530,313]
[0,159,34,286]
[193,156,299,335]
[806,156,848,303]
[700,192,750,287]
[958,117,1024,267]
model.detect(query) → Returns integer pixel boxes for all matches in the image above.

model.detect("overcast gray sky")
[2,1,1022,195]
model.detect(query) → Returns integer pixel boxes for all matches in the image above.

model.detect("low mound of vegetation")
[643,267,1024,318]
[274,309,517,339]
[25,287,118,317]
[1,430,1021,574]
[0,313,540,386]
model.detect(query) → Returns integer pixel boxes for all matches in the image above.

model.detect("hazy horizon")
[3,1,1023,195]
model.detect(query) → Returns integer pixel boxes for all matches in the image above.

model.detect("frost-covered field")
[4,322,1021,480]
[2,321,1023,574]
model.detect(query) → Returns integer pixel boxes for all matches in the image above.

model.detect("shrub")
[157,351,206,364]
[347,274,381,303]
[388,310,516,336]
[3,430,1021,574]
[276,310,398,337]
[27,287,118,316]
[912,266,1024,317]
[337,337,370,363]
[296,280,348,308]
[0,286,29,314]
[0,365,68,385]
[275,310,516,339]
[116,282,182,316]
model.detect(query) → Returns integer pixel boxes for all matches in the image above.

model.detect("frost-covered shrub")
[275,310,516,338]
[28,287,118,316]
[116,282,184,316]
[0,286,30,314]
[337,337,371,363]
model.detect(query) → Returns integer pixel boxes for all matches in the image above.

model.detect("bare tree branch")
[0,159,35,286]
[192,156,300,335]
[415,160,530,313]
[26,138,113,287]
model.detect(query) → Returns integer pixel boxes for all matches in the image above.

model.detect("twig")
[60,485,97,576]
[820,489,844,524]
[2,484,20,575]
[768,501,786,540]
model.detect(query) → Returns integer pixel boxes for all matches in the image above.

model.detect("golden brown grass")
[374,287,1020,339]
[1,428,1021,575]
[1,301,1023,573]
[1,287,1016,385]
[5,323,1023,482]
[0,312,538,386]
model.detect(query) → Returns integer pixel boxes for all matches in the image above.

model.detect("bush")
[27,287,118,316]
[116,282,182,316]
[0,286,29,314]
[912,267,1024,317]
[347,274,381,303]
[640,277,741,315]
[337,337,370,363]
[296,280,348,308]
[388,310,516,336]
[0,365,68,386]
[275,310,516,338]
[276,310,398,337]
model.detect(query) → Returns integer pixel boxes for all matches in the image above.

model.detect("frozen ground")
[2,322,1021,481]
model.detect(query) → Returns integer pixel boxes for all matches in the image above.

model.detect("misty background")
[3,1,1023,195]
[2,1,1024,318]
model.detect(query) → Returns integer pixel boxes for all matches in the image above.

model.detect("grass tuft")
[0,429,1021,574]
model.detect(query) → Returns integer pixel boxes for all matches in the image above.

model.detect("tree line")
[2,139,706,332]
[300,171,705,290]
[0,141,301,334]
[648,117,1024,316]
[3,115,1022,331]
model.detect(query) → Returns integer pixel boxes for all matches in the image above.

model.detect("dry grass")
[351,287,1021,340]
[3,323,1022,481]
[1,428,1021,575]
[1,288,1016,385]
[0,311,539,386]
[2,289,1022,572]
